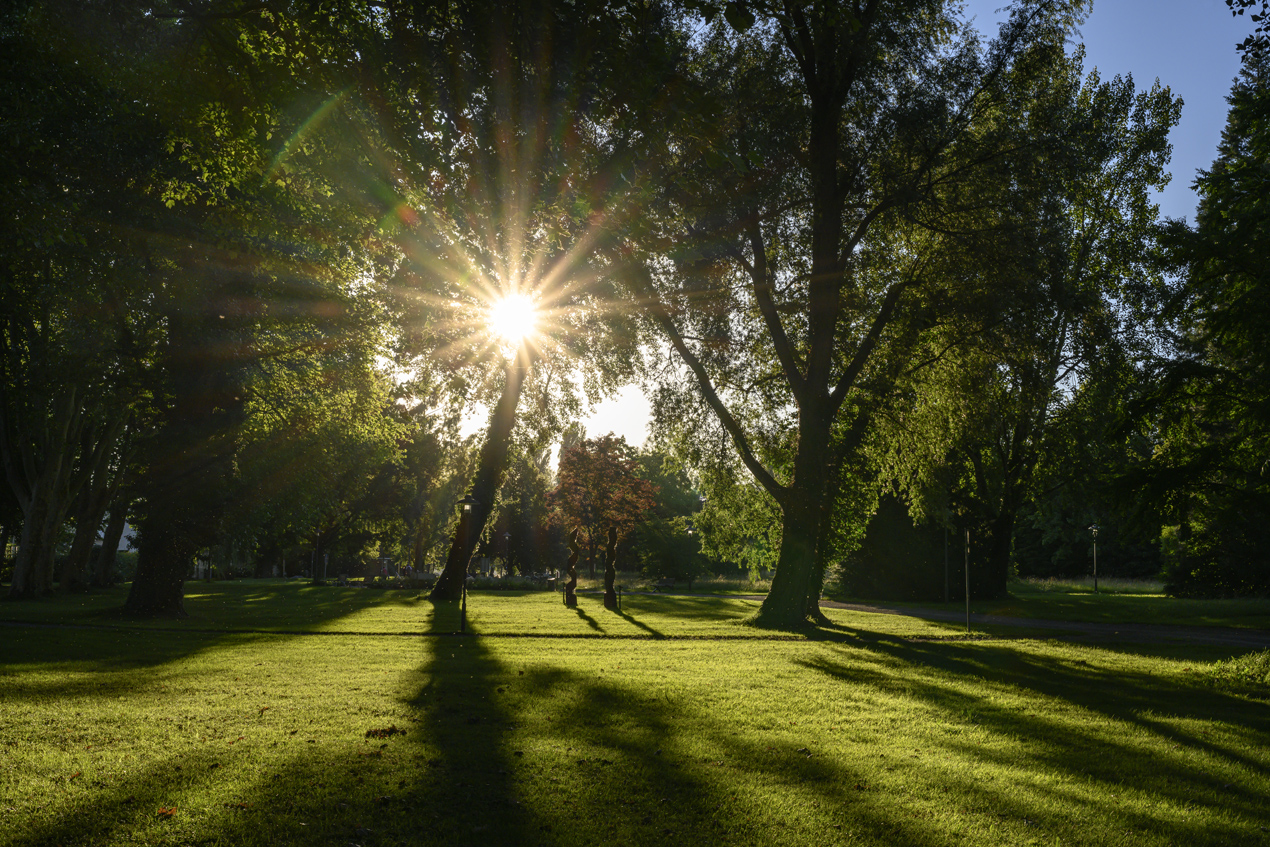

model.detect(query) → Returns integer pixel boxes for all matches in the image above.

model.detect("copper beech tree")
[548,435,657,577]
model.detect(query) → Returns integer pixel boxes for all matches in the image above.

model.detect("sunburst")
[487,292,538,346]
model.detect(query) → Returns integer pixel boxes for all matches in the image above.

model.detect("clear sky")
[580,0,1259,448]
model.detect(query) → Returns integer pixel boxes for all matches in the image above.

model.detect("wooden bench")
[653,578,676,591]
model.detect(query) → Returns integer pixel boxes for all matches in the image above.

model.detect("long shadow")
[573,606,603,633]
[613,608,665,638]
[7,596,1270,847]
[393,600,549,844]
[621,593,758,624]
[5,633,444,846]
[796,632,1270,834]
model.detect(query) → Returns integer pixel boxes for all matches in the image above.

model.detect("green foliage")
[633,516,707,584]
[549,434,658,571]
[1207,648,1270,693]
[836,495,948,602]
[866,42,1179,596]
[1150,42,1270,598]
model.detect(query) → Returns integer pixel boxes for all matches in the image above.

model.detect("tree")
[339,0,674,602]
[869,45,1179,597]
[616,0,1088,627]
[549,434,658,576]
[1229,0,1270,54]
[1,4,166,597]
[1148,37,1270,596]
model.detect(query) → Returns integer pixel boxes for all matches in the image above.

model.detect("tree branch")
[612,250,787,505]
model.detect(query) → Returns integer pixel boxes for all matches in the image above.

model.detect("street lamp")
[685,519,694,536]
[503,531,511,577]
[457,493,480,633]
[1089,524,1100,594]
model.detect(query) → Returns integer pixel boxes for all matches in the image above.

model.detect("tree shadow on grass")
[573,606,604,633]
[7,603,1270,847]
[621,594,758,624]
[4,637,445,846]
[795,634,1270,841]
[612,607,665,638]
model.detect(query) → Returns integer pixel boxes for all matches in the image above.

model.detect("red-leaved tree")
[549,434,657,576]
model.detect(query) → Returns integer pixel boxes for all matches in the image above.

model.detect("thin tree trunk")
[432,345,535,602]
[62,464,116,592]
[94,502,130,586]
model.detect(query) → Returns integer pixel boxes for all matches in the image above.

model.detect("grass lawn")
[2,581,1268,846]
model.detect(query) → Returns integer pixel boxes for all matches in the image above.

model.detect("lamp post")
[457,493,479,633]
[1089,524,1100,594]
[503,531,511,577]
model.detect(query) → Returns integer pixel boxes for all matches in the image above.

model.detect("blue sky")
[586,1,1261,446]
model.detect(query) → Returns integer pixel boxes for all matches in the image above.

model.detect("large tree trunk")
[431,346,534,602]
[753,498,822,629]
[124,516,189,617]
[9,460,67,597]
[753,403,835,629]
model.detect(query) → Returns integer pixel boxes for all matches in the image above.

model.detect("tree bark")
[753,399,836,628]
[431,345,535,602]
[4,389,81,598]
[124,516,189,617]
[94,501,130,586]
[63,423,131,592]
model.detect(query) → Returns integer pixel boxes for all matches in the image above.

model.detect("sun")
[487,293,538,345]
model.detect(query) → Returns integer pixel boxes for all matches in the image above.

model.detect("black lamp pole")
[1089,524,1100,594]
[457,493,479,633]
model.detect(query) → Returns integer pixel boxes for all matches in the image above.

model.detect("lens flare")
[488,293,537,344]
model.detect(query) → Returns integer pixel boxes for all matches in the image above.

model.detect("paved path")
[592,589,1270,648]
[740,595,1270,649]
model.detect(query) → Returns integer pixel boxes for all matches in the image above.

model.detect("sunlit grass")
[0,581,956,639]
[1018,576,1166,595]
[3,588,1268,847]
[980,579,1270,629]
[827,576,1270,631]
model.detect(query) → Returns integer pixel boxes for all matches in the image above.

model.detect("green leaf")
[722,2,755,32]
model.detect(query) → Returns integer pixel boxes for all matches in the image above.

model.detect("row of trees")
[3,0,1267,626]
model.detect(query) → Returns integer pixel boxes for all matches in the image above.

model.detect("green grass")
[2,581,1269,846]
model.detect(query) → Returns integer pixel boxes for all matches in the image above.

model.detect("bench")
[653,578,676,591]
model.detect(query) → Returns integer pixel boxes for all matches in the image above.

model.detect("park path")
[721,594,1270,649]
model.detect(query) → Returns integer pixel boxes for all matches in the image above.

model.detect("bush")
[114,551,139,582]
[1206,649,1270,696]
[634,519,706,586]
[835,495,946,601]
[1162,508,1270,598]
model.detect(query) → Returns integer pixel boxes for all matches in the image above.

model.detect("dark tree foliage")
[1151,40,1270,597]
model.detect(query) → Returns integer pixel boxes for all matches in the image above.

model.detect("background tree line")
[1,0,1267,627]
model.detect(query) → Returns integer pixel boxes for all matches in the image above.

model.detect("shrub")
[1206,649,1270,696]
